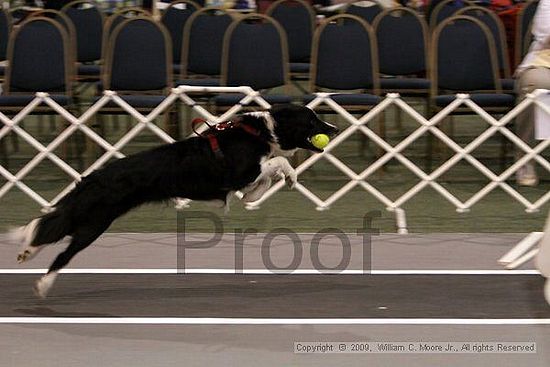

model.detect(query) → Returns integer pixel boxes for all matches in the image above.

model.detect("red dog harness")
[191,117,263,159]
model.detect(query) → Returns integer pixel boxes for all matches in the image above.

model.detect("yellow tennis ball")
[311,134,330,149]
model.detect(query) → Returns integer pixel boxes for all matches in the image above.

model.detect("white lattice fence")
[246,89,550,216]
[1,86,549,231]
[0,86,270,210]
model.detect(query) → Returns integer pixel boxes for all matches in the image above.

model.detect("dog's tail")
[10,176,101,251]
[10,208,73,263]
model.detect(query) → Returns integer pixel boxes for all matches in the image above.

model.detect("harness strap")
[191,117,263,160]
[207,134,224,160]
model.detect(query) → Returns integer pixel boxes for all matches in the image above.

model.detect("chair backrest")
[5,17,72,94]
[61,0,104,63]
[372,7,428,76]
[28,10,77,68]
[102,7,150,59]
[343,1,383,24]
[310,14,379,92]
[266,0,315,63]
[221,14,289,90]
[161,0,201,65]
[181,7,233,77]
[430,0,473,30]
[515,0,539,67]
[0,8,12,61]
[104,16,172,92]
[28,9,76,37]
[431,15,501,93]
[456,5,510,78]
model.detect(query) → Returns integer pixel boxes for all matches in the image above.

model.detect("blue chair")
[304,14,380,111]
[215,14,293,109]
[456,6,513,92]
[28,10,77,78]
[161,0,201,78]
[98,16,173,111]
[429,15,515,169]
[373,7,430,99]
[0,17,73,110]
[0,17,74,164]
[429,0,474,31]
[95,7,152,100]
[179,7,234,87]
[514,0,539,68]
[0,8,12,79]
[343,1,383,24]
[93,16,174,137]
[26,9,79,136]
[306,14,381,158]
[61,0,105,82]
[266,0,315,89]
[431,15,514,110]
[101,7,150,61]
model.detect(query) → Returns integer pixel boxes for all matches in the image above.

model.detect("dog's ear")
[269,104,300,125]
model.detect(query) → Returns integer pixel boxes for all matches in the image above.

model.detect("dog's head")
[269,104,339,153]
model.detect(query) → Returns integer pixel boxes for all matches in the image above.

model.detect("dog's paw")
[16,244,44,264]
[33,282,47,299]
[33,272,58,299]
[285,170,298,189]
[17,250,31,264]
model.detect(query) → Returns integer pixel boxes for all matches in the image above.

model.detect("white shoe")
[516,163,538,187]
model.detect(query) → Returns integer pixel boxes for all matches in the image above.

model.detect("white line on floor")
[0,269,541,275]
[0,317,549,325]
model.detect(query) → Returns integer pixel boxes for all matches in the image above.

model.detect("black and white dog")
[10,104,338,297]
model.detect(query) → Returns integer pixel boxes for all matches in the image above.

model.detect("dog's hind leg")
[34,222,109,298]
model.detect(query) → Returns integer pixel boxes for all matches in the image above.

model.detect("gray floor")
[0,274,548,318]
[2,324,550,367]
[1,233,550,367]
[0,233,535,270]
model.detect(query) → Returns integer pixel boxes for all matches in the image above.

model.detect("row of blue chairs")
[0,5,519,112]
[0,0,538,88]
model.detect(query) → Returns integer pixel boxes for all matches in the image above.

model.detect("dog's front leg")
[241,157,297,202]
[261,156,297,188]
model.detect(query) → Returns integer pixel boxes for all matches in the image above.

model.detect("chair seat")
[214,93,293,106]
[92,95,167,109]
[78,64,101,76]
[177,78,221,87]
[290,62,310,74]
[434,93,516,108]
[303,93,381,106]
[380,77,430,91]
[0,94,71,106]
[501,78,515,92]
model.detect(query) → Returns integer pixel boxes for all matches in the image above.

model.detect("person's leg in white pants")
[515,67,550,186]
